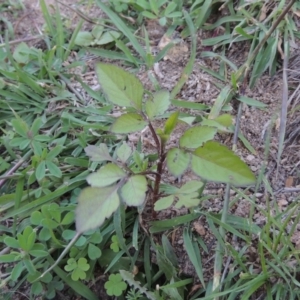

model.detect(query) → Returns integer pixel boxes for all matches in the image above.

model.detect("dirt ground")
[2,0,300,299]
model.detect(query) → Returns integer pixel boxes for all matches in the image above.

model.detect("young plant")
[75,63,256,234]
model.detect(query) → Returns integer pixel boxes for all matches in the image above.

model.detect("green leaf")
[164,111,179,135]
[96,31,121,45]
[47,145,63,160]
[11,118,29,137]
[175,193,201,208]
[30,118,43,136]
[166,148,190,177]
[0,254,20,263]
[88,243,102,260]
[120,175,147,206]
[11,261,24,281]
[145,90,170,120]
[191,141,256,186]
[46,161,62,178]
[111,113,147,134]
[214,114,233,128]
[85,144,113,162]
[235,27,255,39]
[237,95,267,108]
[65,258,77,272]
[116,142,132,163]
[61,212,75,225]
[105,274,127,296]
[179,126,217,149]
[92,25,104,39]
[87,163,126,187]
[154,195,175,211]
[36,161,46,181]
[74,31,94,46]
[178,180,203,194]
[4,236,20,248]
[142,11,157,19]
[29,250,49,258]
[13,42,30,64]
[76,186,120,233]
[96,63,144,110]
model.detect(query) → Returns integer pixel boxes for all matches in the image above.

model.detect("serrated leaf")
[179,126,217,149]
[164,111,179,135]
[178,180,203,194]
[116,142,132,163]
[96,63,144,109]
[175,193,200,208]
[120,175,147,206]
[87,163,126,187]
[166,148,190,177]
[76,186,120,233]
[191,141,255,186]
[85,144,113,162]
[111,113,147,133]
[145,90,170,120]
[154,195,174,211]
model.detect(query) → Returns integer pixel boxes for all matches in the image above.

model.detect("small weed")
[104,273,128,296]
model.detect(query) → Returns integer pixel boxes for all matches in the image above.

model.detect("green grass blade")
[183,228,205,287]
[95,0,146,59]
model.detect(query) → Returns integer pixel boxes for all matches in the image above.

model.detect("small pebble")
[246,155,255,162]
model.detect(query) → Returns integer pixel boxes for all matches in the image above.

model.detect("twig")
[0,35,43,48]
[0,150,32,189]
[276,41,289,174]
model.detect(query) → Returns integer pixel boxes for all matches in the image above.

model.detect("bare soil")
[2,0,300,299]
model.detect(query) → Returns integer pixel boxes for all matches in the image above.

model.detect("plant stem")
[146,121,166,218]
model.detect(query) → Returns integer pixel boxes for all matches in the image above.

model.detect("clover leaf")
[64,258,90,281]
[104,273,127,296]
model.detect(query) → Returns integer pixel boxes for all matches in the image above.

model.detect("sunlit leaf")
[175,193,200,208]
[111,113,147,133]
[116,142,132,163]
[85,144,113,162]
[145,90,170,120]
[191,141,255,186]
[164,111,179,135]
[179,126,217,149]
[76,186,120,233]
[154,195,174,211]
[87,163,126,187]
[96,63,144,109]
[120,175,147,206]
[166,148,190,177]
[96,31,121,45]
[214,114,233,128]
[178,180,203,194]
[74,31,94,46]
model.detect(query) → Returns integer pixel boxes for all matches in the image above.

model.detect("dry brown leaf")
[259,3,267,21]
[285,176,294,187]
[277,37,284,59]
[193,222,206,236]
